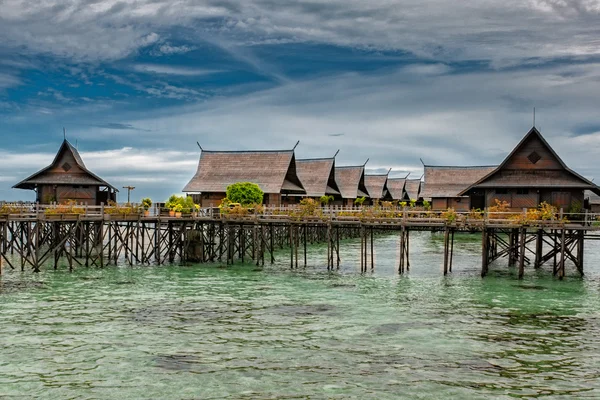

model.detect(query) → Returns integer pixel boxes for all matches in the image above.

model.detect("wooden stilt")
[518,228,526,280]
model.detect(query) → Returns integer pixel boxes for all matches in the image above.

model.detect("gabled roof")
[335,166,369,199]
[13,140,117,191]
[183,149,305,194]
[296,157,340,197]
[585,190,600,205]
[420,166,496,199]
[387,177,408,200]
[458,127,600,195]
[405,178,423,200]
[364,174,388,199]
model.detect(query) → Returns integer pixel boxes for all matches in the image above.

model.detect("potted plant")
[141,198,152,216]
[174,204,183,218]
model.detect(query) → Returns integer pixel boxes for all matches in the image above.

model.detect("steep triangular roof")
[387,177,409,200]
[183,148,305,194]
[14,140,117,191]
[459,127,600,195]
[405,178,423,200]
[296,157,340,197]
[335,166,369,199]
[364,173,389,199]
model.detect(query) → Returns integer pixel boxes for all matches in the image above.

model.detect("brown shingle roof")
[459,127,600,195]
[183,149,305,194]
[421,166,496,199]
[296,158,340,197]
[13,140,117,191]
[585,190,600,205]
[405,179,423,200]
[387,178,407,200]
[335,166,368,199]
[364,174,388,199]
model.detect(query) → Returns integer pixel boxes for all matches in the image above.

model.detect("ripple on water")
[1,232,600,398]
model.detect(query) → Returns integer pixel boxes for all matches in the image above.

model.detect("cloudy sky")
[1,0,600,201]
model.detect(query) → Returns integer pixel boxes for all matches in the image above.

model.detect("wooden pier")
[0,205,598,279]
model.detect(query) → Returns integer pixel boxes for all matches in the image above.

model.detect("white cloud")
[152,43,196,56]
[0,0,599,64]
[132,64,221,76]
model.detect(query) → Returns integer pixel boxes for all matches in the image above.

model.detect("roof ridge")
[424,164,498,169]
[297,157,335,162]
[202,149,294,154]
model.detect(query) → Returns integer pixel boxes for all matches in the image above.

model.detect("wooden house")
[13,139,117,205]
[422,127,600,211]
[404,179,423,202]
[458,127,600,210]
[335,166,370,207]
[182,148,306,207]
[420,166,496,210]
[364,172,392,204]
[296,156,341,201]
[386,177,409,202]
[585,190,600,213]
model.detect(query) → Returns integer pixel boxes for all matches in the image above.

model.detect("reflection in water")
[0,232,599,398]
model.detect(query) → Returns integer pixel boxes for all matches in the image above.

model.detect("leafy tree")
[226,182,264,206]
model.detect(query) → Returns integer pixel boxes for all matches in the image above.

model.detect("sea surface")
[1,232,600,399]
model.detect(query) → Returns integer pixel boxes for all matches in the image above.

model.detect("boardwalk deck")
[1,204,598,279]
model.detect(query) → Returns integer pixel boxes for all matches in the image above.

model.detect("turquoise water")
[1,232,600,399]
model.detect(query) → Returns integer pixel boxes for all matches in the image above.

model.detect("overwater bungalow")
[296,155,341,202]
[183,148,306,207]
[404,178,423,203]
[13,139,117,205]
[420,166,496,211]
[423,127,600,211]
[364,171,392,204]
[335,165,370,207]
[386,177,410,202]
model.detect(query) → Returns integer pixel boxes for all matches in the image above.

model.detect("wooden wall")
[486,189,584,210]
[503,134,563,170]
[38,185,97,205]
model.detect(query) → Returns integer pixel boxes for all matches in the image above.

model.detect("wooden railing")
[0,202,597,228]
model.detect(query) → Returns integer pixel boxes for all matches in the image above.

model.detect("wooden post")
[449,229,454,273]
[518,228,526,280]
[370,226,374,271]
[578,229,584,276]
[534,229,542,268]
[443,227,449,275]
[559,228,566,280]
[481,228,488,278]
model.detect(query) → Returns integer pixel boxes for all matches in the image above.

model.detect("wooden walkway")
[1,204,599,279]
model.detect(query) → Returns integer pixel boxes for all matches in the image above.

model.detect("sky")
[1,0,600,202]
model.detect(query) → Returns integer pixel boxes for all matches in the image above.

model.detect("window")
[527,151,541,164]
[495,189,508,195]
[516,189,529,195]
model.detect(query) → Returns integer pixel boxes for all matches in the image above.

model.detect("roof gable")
[13,140,116,191]
[404,179,423,200]
[387,178,408,200]
[458,127,600,195]
[183,149,305,194]
[296,157,339,197]
[364,174,388,199]
[335,166,369,199]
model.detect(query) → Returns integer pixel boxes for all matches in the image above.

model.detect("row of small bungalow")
[182,148,423,207]
[11,127,600,212]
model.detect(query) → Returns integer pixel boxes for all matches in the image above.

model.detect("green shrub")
[226,182,264,206]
